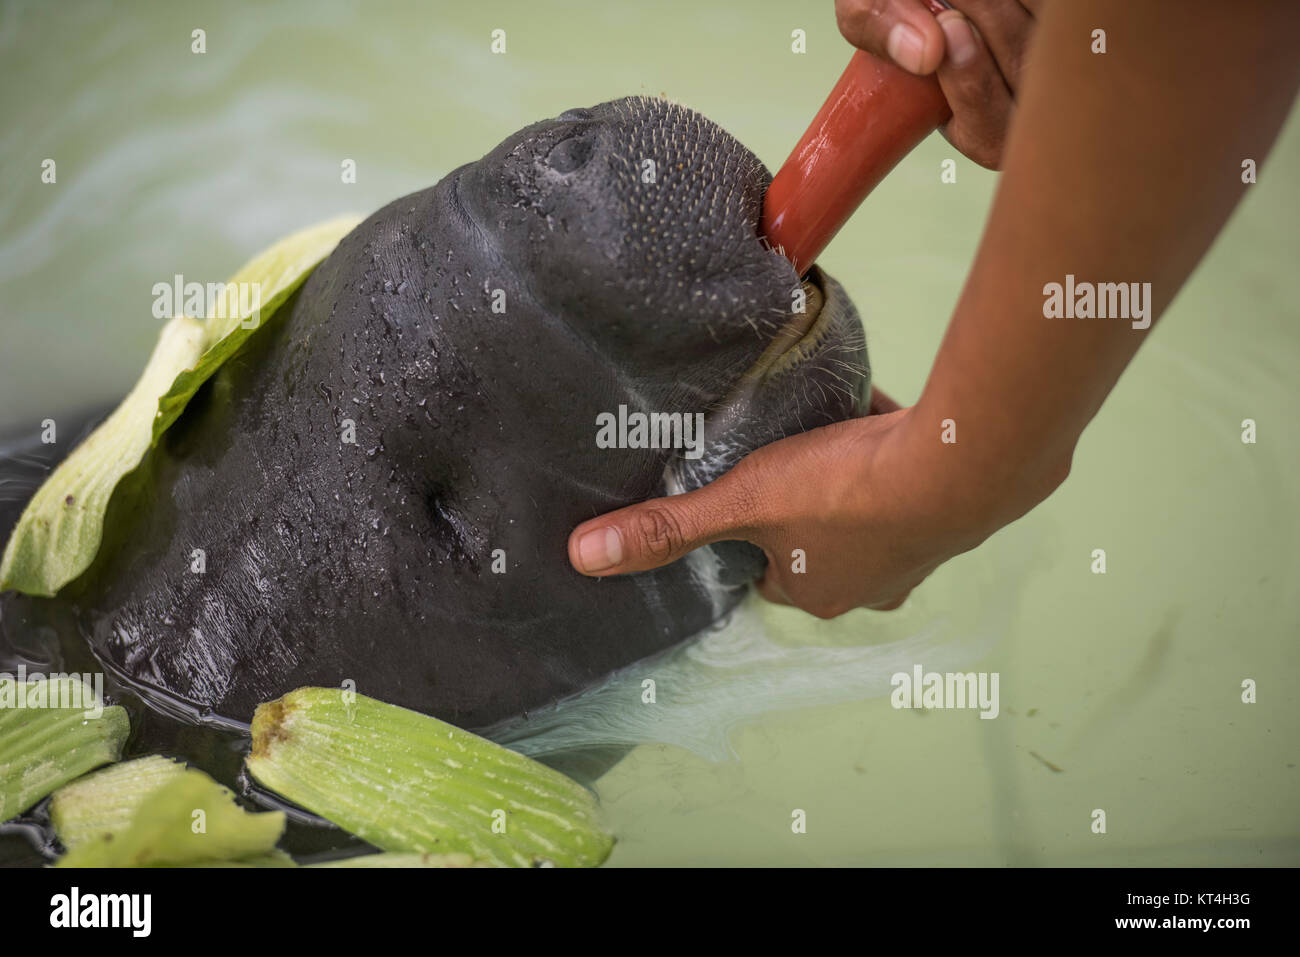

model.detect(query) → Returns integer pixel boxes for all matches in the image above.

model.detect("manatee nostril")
[558,107,593,122]
[546,134,594,174]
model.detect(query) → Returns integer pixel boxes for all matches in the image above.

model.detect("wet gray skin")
[0,96,870,731]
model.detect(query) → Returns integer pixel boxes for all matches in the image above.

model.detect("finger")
[934,11,1015,169]
[568,467,761,576]
[866,591,911,611]
[947,0,1034,93]
[756,571,795,607]
[835,0,947,76]
[866,566,935,610]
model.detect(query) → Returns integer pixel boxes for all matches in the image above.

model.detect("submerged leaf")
[245,687,615,868]
[0,677,128,821]
[0,214,361,597]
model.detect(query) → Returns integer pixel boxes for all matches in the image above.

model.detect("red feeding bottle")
[761,33,953,274]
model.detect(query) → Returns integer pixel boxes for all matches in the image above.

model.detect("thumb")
[835,0,949,76]
[568,471,758,576]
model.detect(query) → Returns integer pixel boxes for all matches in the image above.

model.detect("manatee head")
[11,96,870,731]
[446,95,869,517]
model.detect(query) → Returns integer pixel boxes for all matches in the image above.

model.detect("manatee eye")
[546,134,594,174]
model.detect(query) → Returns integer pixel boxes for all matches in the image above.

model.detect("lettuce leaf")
[246,687,615,868]
[55,767,286,867]
[0,214,360,596]
[0,677,129,821]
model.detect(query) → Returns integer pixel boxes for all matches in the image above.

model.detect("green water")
[1,0,1296,865]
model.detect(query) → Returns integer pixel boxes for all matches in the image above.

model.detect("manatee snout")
[456,96,804,377]
[1,96,870,731]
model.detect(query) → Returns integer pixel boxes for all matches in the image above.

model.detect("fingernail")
[939,13,977,67]
[886,22,926,75]
[577,527,622,573]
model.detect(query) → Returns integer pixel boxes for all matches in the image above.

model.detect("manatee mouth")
[742,268,833,383]
[684,265,847,457]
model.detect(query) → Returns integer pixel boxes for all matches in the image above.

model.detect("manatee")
[0,97,869,732]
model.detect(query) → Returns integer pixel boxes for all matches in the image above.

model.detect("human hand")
[834,0,1039,168]
[566,391,1025,618]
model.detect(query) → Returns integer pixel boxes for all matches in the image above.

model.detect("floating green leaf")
[56,767,286,867]
[309,852,489,868]
[0,316,205,596]
[0,677,128,821]
[50,754,185,850]
[245,687,615,868]
[152,214,361,442]
[0,214,361,597]
[173,851,296,868]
